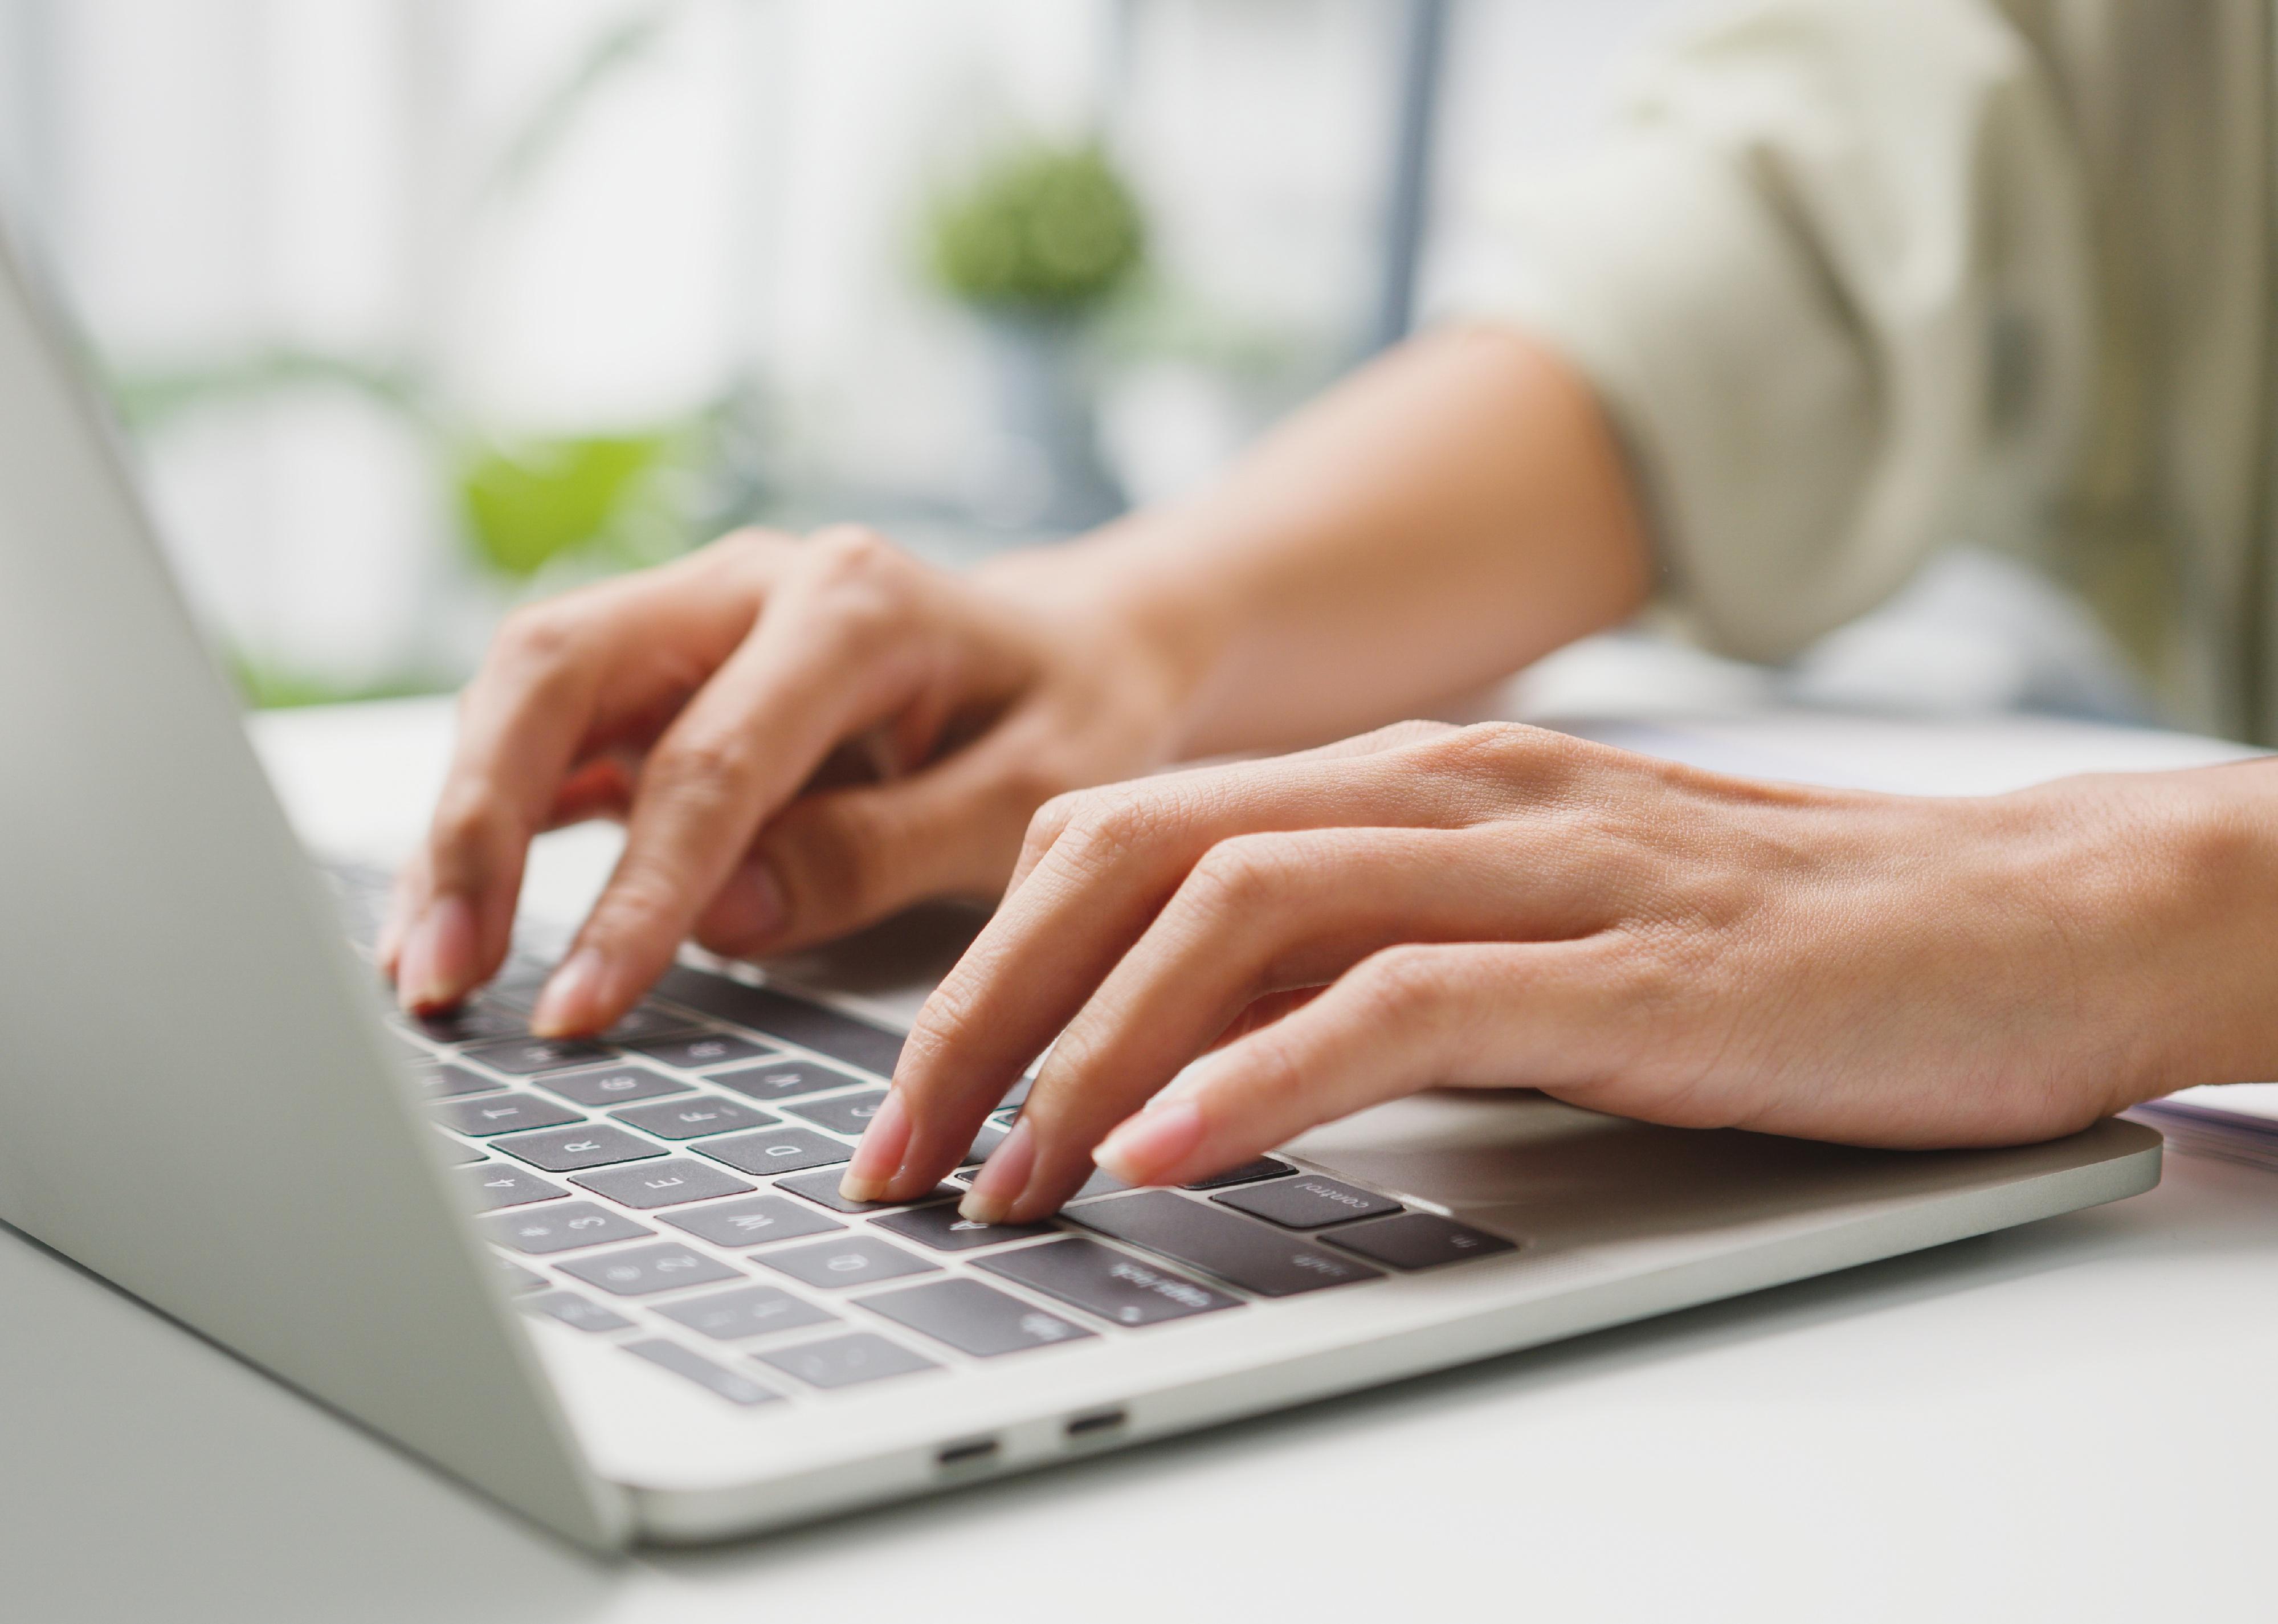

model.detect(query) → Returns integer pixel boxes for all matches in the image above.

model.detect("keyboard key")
[432,1092,585,1138]
[1213,1174,1401,1229]
[697,1127,851,1177]
[655,1285,837,1341]
[558,1243,742,1297]
[774,1168,956,1215]
[652,967,905,1077]
[481,1201,652,1254]
[1324,1211,1518,1270]
[522,1290,634,1333]
[959,1124,1009,1167]
[860,1278,1093,1358]
[755,1333,938,1390]
[461,1037,611,1076]
[610,1096,774,1141]
[401,1002,528,1045]
[496,1124,667,1173]
[709,1058,867,1104]
[660,1194,845,1248]
[595,1004,706,1045]
[871,1203,1054,1253]
[631,1033,772,1071]
[571,1157,756,1209]
[416,1063,502,1099]
[536,1063,691,1108]
[976,1237,1240,1326]
[493,1256,549,1294]
[1183,1157,1297,1192]
[754,1235,938,1290]
[455,1163,567,1211]
[1067,1166,1131,1202]
[1070,1192,1384,1297]
[778,1089,892,1137]
[434,1131,487,1165]
[623,1339,781,1406]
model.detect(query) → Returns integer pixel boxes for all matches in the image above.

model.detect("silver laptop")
[0,223,2161,1552]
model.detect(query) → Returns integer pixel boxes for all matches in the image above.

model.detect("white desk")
[5,700,2274,1622]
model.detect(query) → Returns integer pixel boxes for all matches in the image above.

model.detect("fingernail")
[398,893,476,1012]
[530,946,610,1037]
[1094,1098,1205,1186]
[717,859,788,947]
[958,1116,1035,1225]
[838,1089,911,1203]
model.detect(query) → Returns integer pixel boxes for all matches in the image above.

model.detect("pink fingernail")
[958,1116,1035,1224]
[712,859,787,947]
[399,894,477,1012]
[838,1089,911,1203]
[1093,1099,1205,1186]
[530,946,610,1036]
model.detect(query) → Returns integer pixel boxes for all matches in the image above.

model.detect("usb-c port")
[1064,1407,1128,1441]
[935,1437,1000,1471]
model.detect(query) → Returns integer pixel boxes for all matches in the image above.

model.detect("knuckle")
[649,728,757,800]
[1349,944,1459,1029]
[1183,833,1295,917]
[491,601,580,669]
[805,523,902,583]
[428,784,506,858]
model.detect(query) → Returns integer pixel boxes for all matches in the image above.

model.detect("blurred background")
[0,0,2150,724]
[0,0,1685,707]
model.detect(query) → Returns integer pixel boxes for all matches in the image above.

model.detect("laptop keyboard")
[322,863,1520,1410]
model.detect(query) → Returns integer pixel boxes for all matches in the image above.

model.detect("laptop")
[0,222,2162,1552]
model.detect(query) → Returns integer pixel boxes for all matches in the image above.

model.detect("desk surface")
[5,701,2273,1623]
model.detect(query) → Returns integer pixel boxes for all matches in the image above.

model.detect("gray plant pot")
[973,307,1125,534]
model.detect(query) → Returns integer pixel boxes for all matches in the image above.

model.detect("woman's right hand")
[377,524,1203,1037]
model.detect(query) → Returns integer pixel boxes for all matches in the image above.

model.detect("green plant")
[928,139,1145,313]
[458,431,675,578]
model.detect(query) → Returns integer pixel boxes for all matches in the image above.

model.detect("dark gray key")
[871,1203,1054,1253]
[1067,1166,1131,1202]
[622,1339,781,1406]
[754,1333,938,1390]
[595,1004,705,1045]
[631,1032,772,1071]
[432,1092,585,1138]
[558,1242,741,1297]
[610,1096,774,1141]
[709,1059,866,1104]
[778,1088,888,1136]
[522,1290,633,1333]
[753,1235,938,1290]
[860,1278,1093,1357]
[484,956,556,998]
[461,1037,611,1076]
[455,1163,567,1211]
[493,1256,549,1294]
[536,1063,690,1108]
[571,1157,756,1209]
[435,1131,487,1165]
[1214,1174,1401,1229]
[654,1285,836,1341]
[697,1127,851,1177]
[976,1237,1240,1326]
[1324,1211,1518,1270]
[481,1201,652,1254]
[416,1063,501,1099]
[652,968,905,1076]
[401,1002,528,1045]
[496,1124,665,1173]
[959,1123,1009,1166]
[774,1168,955,1215]
[1070,1192,1384,1297]
[1183,1157,1297,1192]
[660,1194,845,1248]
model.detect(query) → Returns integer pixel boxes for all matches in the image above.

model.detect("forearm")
[981,324,1654,758]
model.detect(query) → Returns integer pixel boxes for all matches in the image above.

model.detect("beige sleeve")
[1438,0,2096,663]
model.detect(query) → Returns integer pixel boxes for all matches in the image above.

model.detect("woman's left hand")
[840,720,2278,1223]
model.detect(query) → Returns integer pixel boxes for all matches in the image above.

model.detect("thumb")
[692,731,1044,956]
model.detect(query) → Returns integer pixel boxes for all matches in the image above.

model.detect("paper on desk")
[2129,1084,2278,1170]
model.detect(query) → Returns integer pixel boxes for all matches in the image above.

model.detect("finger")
[691,720,1050,960]
[1091,940,1627,1188]
[875,729,1518,1202]
[965,826,1609,1221]
[392,537,778,1009]
[532,531,1020,1035]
